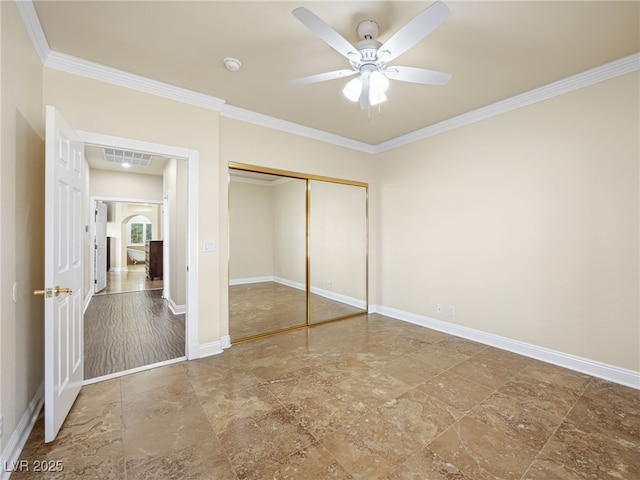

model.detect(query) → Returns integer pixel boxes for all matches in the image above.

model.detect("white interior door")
[41,106,85,442]
[94,201,107,292]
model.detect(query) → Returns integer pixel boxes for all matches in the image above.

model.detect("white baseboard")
[0,384,44,480]
[221,335,231,350]
[197,340,225,358]
[83,292,92,314]
[229,276,366,309]
[165,296,185,315]
[229,276,273,286]
[370,304,640,390]
[273,277,305,291]
[310,285,366,310]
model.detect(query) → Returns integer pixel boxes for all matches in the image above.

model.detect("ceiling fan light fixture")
[370,71,389,93]
[342,77,387,106]
[343,77,362,102]
[291,3,452,111]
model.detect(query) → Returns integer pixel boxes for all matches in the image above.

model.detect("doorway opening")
[85,195,184,380]
[80,132,199,384]
[94,200,164,295]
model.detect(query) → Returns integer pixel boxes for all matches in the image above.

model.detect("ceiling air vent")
[103,148,152,167]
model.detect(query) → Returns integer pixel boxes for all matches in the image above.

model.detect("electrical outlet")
[436,304,443,314]
[448,305,455,316]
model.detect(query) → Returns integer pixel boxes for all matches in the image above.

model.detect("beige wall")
[273,178,307,286]
[163,158,187,307]
[43,68,223,343]
[0,0,45,453]
[90,168,163,200]
[229,177,307,285]
[229,175,368,305]
[220,119,374,184]
[373,71,639,371]
[310,180,367,302]
[229,180,275,281]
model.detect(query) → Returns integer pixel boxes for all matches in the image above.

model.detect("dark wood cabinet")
[145,240,163,280]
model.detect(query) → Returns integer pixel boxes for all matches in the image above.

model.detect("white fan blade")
[293,7,359,60]
[360,73,371,110]
[384,66,451,85]
[378,1,450,63]
[289,69,357,86]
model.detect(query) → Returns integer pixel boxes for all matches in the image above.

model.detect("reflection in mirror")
[228,169,307,340]
[309,180,367,323]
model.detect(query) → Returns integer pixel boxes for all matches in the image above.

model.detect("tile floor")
[229,281,366,340]
[12,314,640,479]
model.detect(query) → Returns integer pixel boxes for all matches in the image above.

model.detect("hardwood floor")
[96,264,163,295]
[84,267,185,380]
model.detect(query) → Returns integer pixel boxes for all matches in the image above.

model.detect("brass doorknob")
[33,286,73,298]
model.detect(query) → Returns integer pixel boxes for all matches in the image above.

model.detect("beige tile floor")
[229,282,366,341]
[12,314,640,479]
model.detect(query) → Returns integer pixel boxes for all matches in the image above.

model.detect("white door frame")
[93,200,108,293]
[79,131,199,362]
[162,193,171,303]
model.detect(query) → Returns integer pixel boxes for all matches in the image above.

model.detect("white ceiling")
[33,1,639,145]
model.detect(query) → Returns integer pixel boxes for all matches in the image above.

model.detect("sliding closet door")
[228,170,307,340]
[309,180,367,324]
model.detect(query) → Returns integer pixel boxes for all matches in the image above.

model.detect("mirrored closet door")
[309,180,367,324]
[228,165,368,342]
[228,169,307,340]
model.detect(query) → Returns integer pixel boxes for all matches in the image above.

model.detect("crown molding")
[220,105,376,154]
[45,51,226,111]
[18,0,639,154]
[374,52,640,153]
[41,48,640,155]
[14,0,50,64]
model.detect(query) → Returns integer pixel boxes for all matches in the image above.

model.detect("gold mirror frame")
[228,162,369,343]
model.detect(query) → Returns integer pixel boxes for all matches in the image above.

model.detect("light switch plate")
[203,240,216,252]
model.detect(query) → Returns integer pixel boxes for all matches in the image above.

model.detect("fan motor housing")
[357,20,379,40]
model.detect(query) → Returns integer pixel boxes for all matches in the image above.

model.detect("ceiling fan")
[289,1,452,110]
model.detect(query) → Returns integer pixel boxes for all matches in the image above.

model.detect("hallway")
[84,266,185,379]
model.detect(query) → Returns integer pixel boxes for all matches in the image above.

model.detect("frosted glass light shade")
[342,75,388,106]
[370,71,389,92]
[343,78,362,102]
